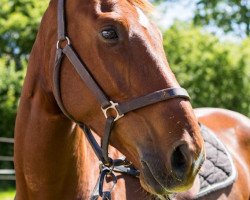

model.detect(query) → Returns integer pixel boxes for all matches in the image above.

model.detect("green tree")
[163,23,250,116]
[0,0,48,188]
[0,59,25,137]
[0,59,25,188]
[151,0,250,37]
[0,0,48,70]
[194,0,250,37]
[0,0,48,137]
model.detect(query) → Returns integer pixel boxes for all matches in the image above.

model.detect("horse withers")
[15,0,248,199]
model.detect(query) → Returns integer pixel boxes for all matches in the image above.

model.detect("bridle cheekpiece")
[53,0,191,199]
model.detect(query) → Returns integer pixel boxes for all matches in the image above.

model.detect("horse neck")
[14,6,95,200]
[16,1,184,199]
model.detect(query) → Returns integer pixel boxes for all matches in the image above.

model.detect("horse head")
[46,0,205,196]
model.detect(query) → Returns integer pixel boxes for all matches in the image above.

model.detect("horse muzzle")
[139,146,205,195]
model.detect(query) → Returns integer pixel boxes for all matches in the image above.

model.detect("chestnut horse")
[14,0,249,200]
[106,108,250,200]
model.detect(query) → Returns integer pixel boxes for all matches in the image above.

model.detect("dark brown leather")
[54,0,191,164]
[53,48,75,120]
[53,2,192,197]
[117,88,190,115]
[57,0,66,39]
[53,0,192,198]
[63,45,111,108]
[101,117,115,164]
[80,124,107,163]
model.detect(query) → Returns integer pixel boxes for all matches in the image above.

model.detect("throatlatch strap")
[79,125,107,163]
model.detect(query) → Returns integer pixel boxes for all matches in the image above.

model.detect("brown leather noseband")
[53,0,190,199]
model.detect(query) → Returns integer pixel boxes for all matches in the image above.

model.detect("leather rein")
[53,0,190,199]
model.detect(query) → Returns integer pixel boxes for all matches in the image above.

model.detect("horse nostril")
[170,144,192,179]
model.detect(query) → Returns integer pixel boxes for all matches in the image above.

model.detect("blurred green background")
[0,0,249,197]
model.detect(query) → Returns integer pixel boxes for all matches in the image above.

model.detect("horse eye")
[101,29,119,40]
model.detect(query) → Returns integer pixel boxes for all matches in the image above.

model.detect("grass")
[0,188,16,200]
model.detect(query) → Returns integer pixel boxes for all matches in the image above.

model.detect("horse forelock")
[127,0,153,12]
[98,0,153,13]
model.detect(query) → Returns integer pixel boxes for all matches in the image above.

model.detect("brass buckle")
[101,101,124,122]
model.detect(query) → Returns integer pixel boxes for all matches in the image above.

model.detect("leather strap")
[101,117,115,164]
[54,0,191,174]
[58,0,66,39]
[80,124,107,164]
[54,0,191,199]
[63,45,111,108]
[53,48,76,121]
[91,167,117,200]
[117,88,190,115]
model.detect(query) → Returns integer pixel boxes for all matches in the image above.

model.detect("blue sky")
[152,1,195,29]
[151,1,242,42]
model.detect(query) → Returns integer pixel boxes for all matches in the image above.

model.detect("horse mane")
[127,0,153,12]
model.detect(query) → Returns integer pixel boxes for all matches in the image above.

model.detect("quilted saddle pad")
[194,124,237,199]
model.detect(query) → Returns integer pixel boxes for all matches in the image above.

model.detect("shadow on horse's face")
[58,0,205,196]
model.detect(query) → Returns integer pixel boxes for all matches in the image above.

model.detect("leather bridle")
[53,0,191,199]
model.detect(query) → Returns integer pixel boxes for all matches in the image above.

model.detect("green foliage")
[0,0,48,137]
[0,59,23,188]
[163,23,250,116]
[0,0,48,69]
[194,0,250,37]
[0,187,16,199]
[151,0,250,37]
[0,2,48,187]
[0,59,25,137]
